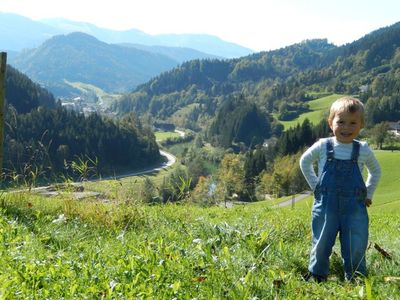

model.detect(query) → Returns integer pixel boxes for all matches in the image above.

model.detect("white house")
[388,121,400,136]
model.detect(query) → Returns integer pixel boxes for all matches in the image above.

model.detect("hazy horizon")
[1,0,399,51]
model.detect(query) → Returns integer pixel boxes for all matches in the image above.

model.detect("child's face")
[329,110,363,143]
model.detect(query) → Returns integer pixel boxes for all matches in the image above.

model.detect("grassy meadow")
[64,80,121,107]
[1,148,399,299]
[155,131,180,142]
[279,94,343,130]
[368,150,400,209]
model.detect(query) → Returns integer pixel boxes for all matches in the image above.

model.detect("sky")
[1,0,400,51]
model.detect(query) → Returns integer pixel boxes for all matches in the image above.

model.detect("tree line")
[2,66,161,185]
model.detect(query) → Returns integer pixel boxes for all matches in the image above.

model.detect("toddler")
[300,96,381,281]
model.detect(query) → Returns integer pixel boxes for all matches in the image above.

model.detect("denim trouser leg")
[309,196,339,276]
[340,210,369,280]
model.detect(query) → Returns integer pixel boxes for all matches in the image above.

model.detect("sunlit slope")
[369,150,400,212]
[279,94,342,130]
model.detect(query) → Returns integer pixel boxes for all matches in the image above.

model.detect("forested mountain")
[112,38,337,120]
[9,32,179,96]
[6,65,57,113]
[3,65,161,183]
[112,22,400,147]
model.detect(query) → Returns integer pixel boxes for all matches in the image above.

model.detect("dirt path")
[271,191,312,208]
[219,191,312,209]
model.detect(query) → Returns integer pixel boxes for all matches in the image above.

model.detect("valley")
[1,17,400,298]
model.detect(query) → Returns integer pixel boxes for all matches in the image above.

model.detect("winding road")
[97,150,176,181]
[21,131,181,197]
[27,149,177,197]
[106,128,184,180]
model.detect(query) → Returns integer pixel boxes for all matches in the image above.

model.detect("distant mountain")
[0,13,59,51]
[39,18,157,45]
[41,18,254,58]
[0,13,253,58]
[149,33,252,59]
[120,43,221,64]
[9,32,180,96]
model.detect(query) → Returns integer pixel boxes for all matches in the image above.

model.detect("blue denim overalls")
[309,138,368,280]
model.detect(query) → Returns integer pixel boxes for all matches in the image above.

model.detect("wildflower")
[116,231,125,241]
[52,214,66,224]
[109,280,118,291]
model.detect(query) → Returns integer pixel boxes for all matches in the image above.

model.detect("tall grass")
[1,189,399,299]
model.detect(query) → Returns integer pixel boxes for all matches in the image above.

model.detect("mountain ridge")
[0,13,253,58]
[10,32,180,96]
[40,17,254,58]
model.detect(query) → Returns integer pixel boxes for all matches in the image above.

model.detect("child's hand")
[365,199,372,207]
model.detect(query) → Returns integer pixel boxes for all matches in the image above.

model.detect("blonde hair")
[328,96,365,126]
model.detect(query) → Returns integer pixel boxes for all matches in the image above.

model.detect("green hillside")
[11,32,178,95]
[369,150,400,212]
[1,192,398,298]
[278,94,342,130]
[1,148,399,298]
[108,22,400,152]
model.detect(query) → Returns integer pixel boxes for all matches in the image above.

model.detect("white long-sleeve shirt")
[299,137,381,200]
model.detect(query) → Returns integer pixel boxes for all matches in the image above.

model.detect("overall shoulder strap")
[351,140,361,162]
[326,138,334,161]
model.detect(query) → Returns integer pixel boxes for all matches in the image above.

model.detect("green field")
[155,131,180,141]
[279,94,343,130]
[369,150,400,212]
[64,80,121,108]
[1,149,399,298]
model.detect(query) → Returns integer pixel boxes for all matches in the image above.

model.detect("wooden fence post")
[0,52,7,178]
